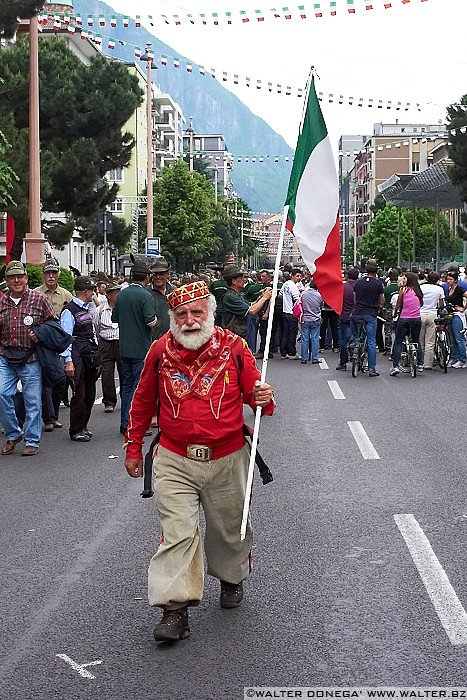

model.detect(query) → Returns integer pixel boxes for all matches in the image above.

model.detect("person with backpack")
[123,280,276,644]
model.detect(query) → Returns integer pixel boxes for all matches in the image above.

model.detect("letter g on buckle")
[187,444,211,461]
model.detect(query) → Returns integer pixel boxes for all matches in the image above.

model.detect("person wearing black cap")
[350,259,385,377]
[111,258,157,435]
[60,276,101,442]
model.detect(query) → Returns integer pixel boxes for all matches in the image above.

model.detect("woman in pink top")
[390,272,424,375]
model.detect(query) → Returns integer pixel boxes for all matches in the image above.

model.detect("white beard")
[170,314,215,350]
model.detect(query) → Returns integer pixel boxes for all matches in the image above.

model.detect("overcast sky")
[107,0,467,156]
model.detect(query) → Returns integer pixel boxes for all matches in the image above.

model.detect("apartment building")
[339,122,449,246]
[183,133,234,199]
[252,213,302,268]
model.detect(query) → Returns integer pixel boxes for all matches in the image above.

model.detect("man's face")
[231,275,246,291]
[292,273,302,283]
[170,298,214,350]
[259,272,271,285]
[152,271,169,290]
[97,282,106,294]
[44,270,59,291]
[6,274,28,297]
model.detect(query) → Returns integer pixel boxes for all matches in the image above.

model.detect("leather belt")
[186,444,212,461]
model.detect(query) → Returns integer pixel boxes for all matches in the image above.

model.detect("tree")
[401,207,461,261]
[0,37,143,258]
[0,128,18,207]
[153,159,218,268]
[0,0,42,38]
[446,95,467,239]
[359,205,411,268]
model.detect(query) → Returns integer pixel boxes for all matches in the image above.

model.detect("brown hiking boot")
[220,580,243,609]
[153,607,189,642]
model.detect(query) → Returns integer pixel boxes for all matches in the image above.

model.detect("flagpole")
[240,203,289,541]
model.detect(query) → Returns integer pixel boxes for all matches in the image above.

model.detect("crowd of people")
[1,252,464,644]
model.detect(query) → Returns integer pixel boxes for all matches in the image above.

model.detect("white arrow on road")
[56,654,103,679]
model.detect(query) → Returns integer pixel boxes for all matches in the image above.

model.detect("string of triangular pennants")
[340,129,467,155]
[38,1,430,28]
[52,28,423,110]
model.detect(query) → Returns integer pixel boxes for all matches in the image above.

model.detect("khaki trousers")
[148,444,253,609]
[420,312,437,368]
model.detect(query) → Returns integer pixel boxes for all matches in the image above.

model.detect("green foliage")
[153,160,218,266]
[0,37,143,257]
[58,267,75,293]
[447,95,467,203]
[359,205,411,268]
[0,0,42,38]
[79,214,133,252]
[370,194,387,215]
[25,264,74,292]
[0,128,18,207]
[25,264,43,289]
[359,205,460,267]
[343,238,356,267]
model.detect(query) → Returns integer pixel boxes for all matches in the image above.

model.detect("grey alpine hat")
[150,256,170,273]
[5,260,26,276]
[74,275,97,291]
[222,264,246,280]
[43,259,60,273]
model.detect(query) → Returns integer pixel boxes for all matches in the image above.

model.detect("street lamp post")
[140,45,154,238]
[24,14,45,264]
[186,119,194,172]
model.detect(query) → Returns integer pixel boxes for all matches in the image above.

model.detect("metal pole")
[189,128,193,172]
[397,208,401,268]
[24,14,45,264]
[103,211,108,275]
[435,192,440,271]
[214,168,218,204]
[353,196,357,266]
[240,205,289,541]
[146,56,153,238]
[412,202,416,267]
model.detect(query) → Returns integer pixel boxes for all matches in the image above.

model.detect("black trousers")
[69,367,98,436]
[42,375,66,424]
[280,313,298,356]
[99,338,122,408]
[320,310,339,349]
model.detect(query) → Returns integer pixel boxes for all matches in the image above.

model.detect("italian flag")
[285,77,343,314]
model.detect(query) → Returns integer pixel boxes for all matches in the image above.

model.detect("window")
[412,162,420,173]
[107,168,124,183]
[110,197,123,213]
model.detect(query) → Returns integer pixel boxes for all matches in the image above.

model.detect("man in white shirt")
[94,281,122,413]
[280,268,302,359]
[420,271,445,369]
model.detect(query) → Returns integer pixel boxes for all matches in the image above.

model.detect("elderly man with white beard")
[124,280,276,643]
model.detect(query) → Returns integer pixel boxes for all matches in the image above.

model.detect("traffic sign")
[145,237,161,255]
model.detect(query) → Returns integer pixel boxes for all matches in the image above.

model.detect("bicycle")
[351,321,368,377]
[399,330,419,378]
[433,309,452,373]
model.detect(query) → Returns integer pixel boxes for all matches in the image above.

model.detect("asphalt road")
[1,351,467,700]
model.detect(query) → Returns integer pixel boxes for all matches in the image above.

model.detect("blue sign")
[145,237,161,255]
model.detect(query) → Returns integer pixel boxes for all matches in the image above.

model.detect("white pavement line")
[327,380,345,400]
[319,358,329,370]
[56,654,103,679]
[394,514,467,646]
[347,421,380,460]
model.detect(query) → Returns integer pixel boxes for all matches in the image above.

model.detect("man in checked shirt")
[0,261,56,456]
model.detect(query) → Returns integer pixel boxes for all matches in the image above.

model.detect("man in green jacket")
[148,257,173,341]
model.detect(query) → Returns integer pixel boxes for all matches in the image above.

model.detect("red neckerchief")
[161,327,240,403]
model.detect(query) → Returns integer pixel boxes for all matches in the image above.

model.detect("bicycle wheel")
[410,348,417,378]
[351,346,359,377]
[439,336,448,373]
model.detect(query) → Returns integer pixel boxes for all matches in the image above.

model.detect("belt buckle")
[187,444,211,461]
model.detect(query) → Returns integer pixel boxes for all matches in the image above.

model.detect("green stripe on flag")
[285,78,327,230]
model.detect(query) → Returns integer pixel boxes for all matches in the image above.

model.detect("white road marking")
[394,514,467,645]
[347,421,380,459]
[56,654,103,679]
[327,380,345,400]
[319,358,329,370]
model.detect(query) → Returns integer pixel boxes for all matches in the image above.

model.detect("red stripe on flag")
[313,216,343,314]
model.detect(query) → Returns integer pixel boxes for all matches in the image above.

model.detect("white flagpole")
[240,203,289,541]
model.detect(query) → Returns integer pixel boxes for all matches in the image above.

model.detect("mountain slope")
[73,0,293,212]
